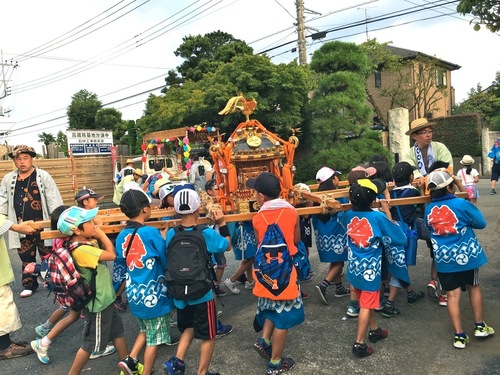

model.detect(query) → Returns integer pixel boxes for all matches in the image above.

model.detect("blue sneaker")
[254,337,272,360]
[215,321,233,339]
[35,324,51,338]
[266,357,295,375]
[163,356,186,375]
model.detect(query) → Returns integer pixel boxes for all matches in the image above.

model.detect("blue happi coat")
[341,209,408,292]
[312,200,348,263]
[424,194,487,273]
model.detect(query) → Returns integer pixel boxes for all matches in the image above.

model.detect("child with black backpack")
[246,172,304,375]
[163,188,231,375]
[115,188,175,375]
[54,206,130,375]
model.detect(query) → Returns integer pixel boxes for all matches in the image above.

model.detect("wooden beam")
[39,192,468,239]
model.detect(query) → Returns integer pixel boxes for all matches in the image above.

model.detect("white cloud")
[0,0,497,153]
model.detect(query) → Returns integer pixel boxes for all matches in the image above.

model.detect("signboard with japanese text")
[67,129,113,155]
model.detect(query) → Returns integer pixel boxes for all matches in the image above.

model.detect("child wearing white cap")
[425,170,494,349]
[311,167,350,305]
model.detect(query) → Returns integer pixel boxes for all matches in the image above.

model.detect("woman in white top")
[457,155,480,205]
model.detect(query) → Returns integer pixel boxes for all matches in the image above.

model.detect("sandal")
[20,289,33,298]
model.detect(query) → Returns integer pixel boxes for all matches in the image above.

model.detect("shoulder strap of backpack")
[124,227,141,260]
[259,209,285,226]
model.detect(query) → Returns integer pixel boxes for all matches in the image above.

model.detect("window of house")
[374,71,382,88]
[435,69,447,87]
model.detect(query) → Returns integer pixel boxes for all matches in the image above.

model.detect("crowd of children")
[4,145,495,374]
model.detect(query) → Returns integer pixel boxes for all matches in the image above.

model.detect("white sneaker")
[245,281,255,290]
[89,344,116,359]
[31,339,50,364]
[224,278,240,294]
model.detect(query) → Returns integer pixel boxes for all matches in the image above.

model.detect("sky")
[0,0,498,154]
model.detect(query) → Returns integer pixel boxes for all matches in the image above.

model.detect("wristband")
[219,225,230,237]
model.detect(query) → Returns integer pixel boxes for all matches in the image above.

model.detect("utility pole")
[0,50,18,116]
[296,0,307,66]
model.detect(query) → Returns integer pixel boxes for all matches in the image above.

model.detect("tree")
[139,50,310,141]
[37,132,56,158]
[56,130,68,156]
[453,77,500,130]
[67,89,102,129]
[165,31,254,87]
[95,107,128,143]
[307,41,386,173]
[457,0,500,32]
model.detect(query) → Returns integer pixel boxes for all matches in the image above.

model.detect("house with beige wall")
[367,46,461,131]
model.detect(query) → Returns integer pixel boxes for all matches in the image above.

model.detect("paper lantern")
[156,138,161,143]
[141,143,147,151]
[184,157,189,162]
[196,125,202,132]
[148,143,153,149]
[189,126,195,133]
[183,136,189,144]
[141,156,146,162]
[183,151,189,158]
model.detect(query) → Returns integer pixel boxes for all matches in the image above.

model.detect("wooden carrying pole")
[39,192,468,239]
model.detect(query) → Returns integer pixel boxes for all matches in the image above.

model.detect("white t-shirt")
[457,167,479,186]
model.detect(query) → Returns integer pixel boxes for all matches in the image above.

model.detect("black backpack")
[165,225,214,300]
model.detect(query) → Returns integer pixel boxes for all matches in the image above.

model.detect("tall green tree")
[457,0,500,32]
[307,41,389,173]
[165,31,254,87]
[453,76,500,130]
[140,40,310,140]
[37,132,56,158]
[95,107,127,143]
[56,130,68,156]
[67,89,102,129]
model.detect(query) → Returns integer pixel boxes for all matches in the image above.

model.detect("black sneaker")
[407,291,425,305]
[266,357,295,374]
[314,284,328,305]
[491,189,497,195]
[117,356,139,375]
[382,305,401,318]
[165,333,180,346]
[368,327,388,343]
[352,342,374,357]
[236,274,248,284]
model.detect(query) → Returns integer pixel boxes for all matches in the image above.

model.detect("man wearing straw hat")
[402,118,452,180]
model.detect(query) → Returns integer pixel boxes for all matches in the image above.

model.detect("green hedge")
[432,113,482,158]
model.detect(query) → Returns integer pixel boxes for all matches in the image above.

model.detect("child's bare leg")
[129,331,146,359]
[176,327,194,361]
[47,309,81,341]
[68,348,91,375]
[356,308,370,343]
[197,339,215,375]
[143,345,159,375]
[113,336,128,361]
[446,287,462,333]
[467,284,484,323]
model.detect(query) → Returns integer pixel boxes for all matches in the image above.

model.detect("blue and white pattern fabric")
[424,194,487,273]
[341,209,407,291]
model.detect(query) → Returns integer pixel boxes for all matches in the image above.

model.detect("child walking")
[115,189,175,375]
[342,179,407,357]
[55,206,129,375]
[163,188,231,375]
[311,167,349,305]
[425,170,494,348]
[456,155,479,205]
[247,172,304,374]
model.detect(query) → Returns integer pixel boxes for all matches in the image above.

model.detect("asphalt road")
[4,179,500,375]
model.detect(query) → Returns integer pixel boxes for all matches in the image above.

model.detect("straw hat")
[405,118,436,136]
[125,158,134,164]
[460,155,475,165]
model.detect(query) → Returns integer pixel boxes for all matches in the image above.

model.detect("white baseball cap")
[174,188,201,214]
